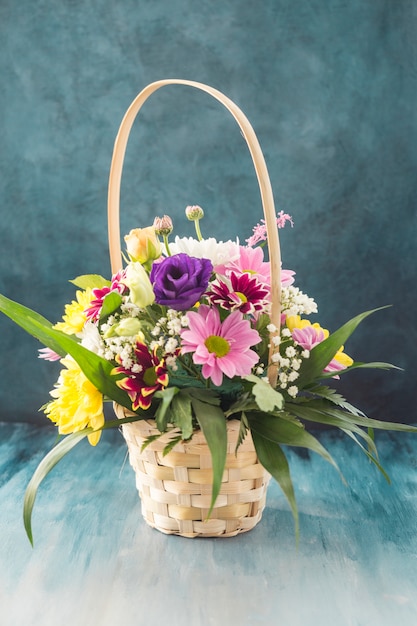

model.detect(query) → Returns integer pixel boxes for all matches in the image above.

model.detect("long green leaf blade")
[24,414,145,545]
[24,430,90,545]
[0,294,132,410]
[288,399,417,433]
[251,430,299,541]
[247,412,340,475]
[296,307,390,389]
[171,392,194,440]
[154,386,179,431]
[191,397,227,517]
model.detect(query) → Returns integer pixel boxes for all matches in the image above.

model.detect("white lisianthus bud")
[123,262,155,308]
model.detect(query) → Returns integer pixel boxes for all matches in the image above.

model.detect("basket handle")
[107,79,281,385]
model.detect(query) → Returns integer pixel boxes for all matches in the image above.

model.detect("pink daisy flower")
[206,271,269,316]
[180,305,261,386]
[85,270,127,321]
[217,245,295,289]
[291,326,347,378]
[291,325,325,351]
[219,245,271,284]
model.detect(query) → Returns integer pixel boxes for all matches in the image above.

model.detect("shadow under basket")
[114,403,271,538]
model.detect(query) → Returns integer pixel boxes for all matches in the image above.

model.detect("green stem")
[163,234,172,256]
[194,219,203,241]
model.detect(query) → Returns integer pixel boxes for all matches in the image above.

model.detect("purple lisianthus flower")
[150,253,213,310]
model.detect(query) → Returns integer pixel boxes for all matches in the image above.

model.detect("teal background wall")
[0,0,416,424]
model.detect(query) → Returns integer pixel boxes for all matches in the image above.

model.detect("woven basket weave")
[107,79,282,537]
[114,404,270,537]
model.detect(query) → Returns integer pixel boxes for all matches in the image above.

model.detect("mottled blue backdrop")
[0,0,416,424]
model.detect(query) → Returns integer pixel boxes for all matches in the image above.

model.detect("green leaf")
[24,430,90,545]
[0,294,132,411]
[171,393,194,440]
[163,435,183,456]
[296,307,391,389]
[243,374,284,412]
[247,412,341,476]
[285,402,380,457]
[191,397,227,517]
[184,386,222,405]
[235,411,250,453]
[99,291,123,321]
[69,274,111,289]
[317,361,402,381]
[23,413,144,545]
[288,398,417,434]
[0,293,66,357]
[154,387,180,431]
[251,430,299,542]
[141,433,164,452]
[342,429,391,483]
[306,385,366,416]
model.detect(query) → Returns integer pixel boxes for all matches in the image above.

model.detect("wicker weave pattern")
[115,404,270,538]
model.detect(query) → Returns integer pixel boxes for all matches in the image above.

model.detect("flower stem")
[194,219,203,241]
[163,235,172,256]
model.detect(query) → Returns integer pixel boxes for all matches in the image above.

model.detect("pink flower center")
[204,335,230,358]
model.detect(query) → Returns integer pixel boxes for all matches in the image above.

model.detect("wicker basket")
[107,79,282,537]
[113,404,270,537]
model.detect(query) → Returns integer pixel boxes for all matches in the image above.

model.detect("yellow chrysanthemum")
[54,289,93,335]
[286,315,352,367]
[286,315,330,336]
[44,356,104,446]
[285,315,311,332]
[334,347,354,367]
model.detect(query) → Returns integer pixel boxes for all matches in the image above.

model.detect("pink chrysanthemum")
[291,325,350,377]
[291,325,326,351]
[206,271,269,316]
[180,305,261,386]
[85,270,127,321]
[219,245,271,284]
[112,342,168,411]
[217,245,295,288]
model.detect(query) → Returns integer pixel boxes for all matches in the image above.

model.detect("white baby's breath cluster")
[97,308,143,370]
[150,309,189,369]
[82,320,138,371]
[266,322,311,399]
[281,285,318,318]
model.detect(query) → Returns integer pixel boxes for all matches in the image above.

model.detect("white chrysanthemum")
[169,236,240,268]
[81,322,104,355]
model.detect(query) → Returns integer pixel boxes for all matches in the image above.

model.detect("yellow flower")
[334,347,354,367]
[286,315,313,331]
[44,356,104,446]
[286,315,330,336]
[312,322,329,338]
[54,289,93,335]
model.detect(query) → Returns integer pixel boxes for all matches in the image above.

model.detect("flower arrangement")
[0,205,414,544]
